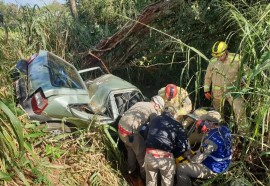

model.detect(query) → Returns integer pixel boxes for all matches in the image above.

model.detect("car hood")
[87,74,138,114]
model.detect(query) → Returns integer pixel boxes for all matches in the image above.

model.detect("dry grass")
[34,130,128,186]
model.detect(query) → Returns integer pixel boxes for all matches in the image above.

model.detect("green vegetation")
[0,0,269,185]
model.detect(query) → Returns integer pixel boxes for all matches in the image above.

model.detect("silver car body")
[13,50,145,128]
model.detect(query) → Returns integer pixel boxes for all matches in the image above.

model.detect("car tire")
[38,122,72,135]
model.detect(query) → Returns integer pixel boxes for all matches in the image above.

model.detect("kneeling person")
[176,111,232,186]
[183,108,220,148]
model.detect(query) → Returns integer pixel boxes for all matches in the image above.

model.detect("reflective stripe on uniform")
[213,85,222,90]
[204,85,210,92]
[118,124,132,136]
[178,109,186,115]
[146,148,172,158]
[208,155,232,162]
[228,53,240,61]
[213,85,235,91]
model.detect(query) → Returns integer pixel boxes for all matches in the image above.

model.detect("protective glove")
[204,91,212,100]
[175,155,188,164]
[175,150,196,165]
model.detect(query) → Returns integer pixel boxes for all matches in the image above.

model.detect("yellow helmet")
[211,41,228,58]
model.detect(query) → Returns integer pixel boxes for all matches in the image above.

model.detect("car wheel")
[39,122,72,135]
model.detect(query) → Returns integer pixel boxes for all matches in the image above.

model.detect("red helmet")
[165,84,178,100]
[195,119,209,133]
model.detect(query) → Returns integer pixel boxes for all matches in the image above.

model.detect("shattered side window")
[28,53,52,94]
[48,53,84,89]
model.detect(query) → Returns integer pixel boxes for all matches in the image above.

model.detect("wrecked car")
[12,50,145,134]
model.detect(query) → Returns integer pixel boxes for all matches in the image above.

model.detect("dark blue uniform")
[145,112,188,157]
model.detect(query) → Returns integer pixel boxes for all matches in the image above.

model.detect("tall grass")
[0,5,72,61]
[0,87,30,185]
[0,6,131,185]
[221,1,270,185]
[226,0,270,145]
[0,0,269,185]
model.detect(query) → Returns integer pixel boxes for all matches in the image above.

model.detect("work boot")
[232,135,248,160]
[125,171,144,186]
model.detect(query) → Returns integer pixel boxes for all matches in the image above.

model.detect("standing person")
[144,106,189,186]
[118,95,165,180]
[158,84,192,121]
[204,41,247,133]
[176,111,232,186]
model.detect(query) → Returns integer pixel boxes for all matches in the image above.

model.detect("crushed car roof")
[87,74,138,114]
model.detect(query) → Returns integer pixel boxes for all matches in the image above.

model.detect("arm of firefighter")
[204,62,213,93]
[190,139,217,163]
[175,149,196,164]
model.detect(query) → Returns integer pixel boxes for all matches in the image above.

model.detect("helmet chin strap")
[154,103,161,113]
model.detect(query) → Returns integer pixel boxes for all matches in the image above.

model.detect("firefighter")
[118,95,165,180]
[182,108,219,148]
[176,111,232,186]
[158,84,192,121]
[144,106,188,186]
[204,41,247,133]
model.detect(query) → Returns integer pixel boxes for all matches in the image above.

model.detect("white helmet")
[200,110,221,123]
[151,95,165,109]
